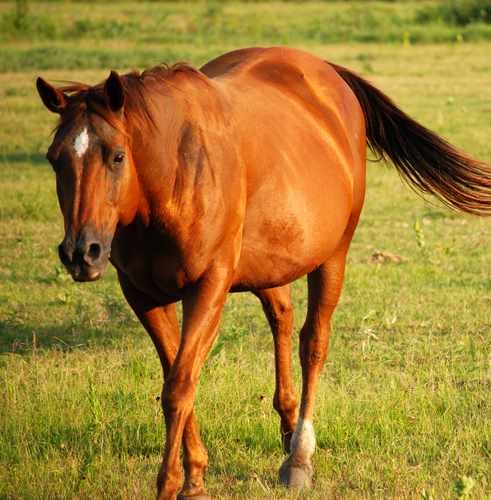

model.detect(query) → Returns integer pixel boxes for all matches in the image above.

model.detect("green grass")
[1,2,491,499]
[2,1,491,73]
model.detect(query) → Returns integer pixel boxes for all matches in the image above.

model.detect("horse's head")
[36,72,138,282]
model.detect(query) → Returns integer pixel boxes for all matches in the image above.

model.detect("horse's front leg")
[117,272,210,499]
[159,270,231,500]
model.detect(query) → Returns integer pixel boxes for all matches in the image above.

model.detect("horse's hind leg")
[254,285,298,452]
[118,272,209,499]
[279,245,349,489]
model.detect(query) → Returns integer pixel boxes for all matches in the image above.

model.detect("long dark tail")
[331,63,491,215]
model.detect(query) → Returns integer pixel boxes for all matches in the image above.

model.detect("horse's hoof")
[279,459,313,489]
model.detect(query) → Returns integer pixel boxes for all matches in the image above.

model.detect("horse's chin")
[72,270,102,282]
[70,264,106,283]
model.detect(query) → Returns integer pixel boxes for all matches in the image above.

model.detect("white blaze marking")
[290,418,316,461]
[73,128,89,157]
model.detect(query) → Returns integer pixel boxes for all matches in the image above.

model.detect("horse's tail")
[330,63,491,215]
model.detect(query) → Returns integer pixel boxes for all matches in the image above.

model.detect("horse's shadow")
[0,315,139,354]
[0,152,46,166]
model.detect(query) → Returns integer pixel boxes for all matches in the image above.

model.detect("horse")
[36,46,491,499]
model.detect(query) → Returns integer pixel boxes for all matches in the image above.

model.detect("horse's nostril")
[87,242,102,262]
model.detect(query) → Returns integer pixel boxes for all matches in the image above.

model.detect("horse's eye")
[112,152,125,165]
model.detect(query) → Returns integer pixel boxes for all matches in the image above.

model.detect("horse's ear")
[36,77,67,114]
[104,70,125,113]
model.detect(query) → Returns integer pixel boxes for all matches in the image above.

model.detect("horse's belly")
[233,177,352,290]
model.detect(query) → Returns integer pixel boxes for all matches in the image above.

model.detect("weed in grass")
[453,475,476,499]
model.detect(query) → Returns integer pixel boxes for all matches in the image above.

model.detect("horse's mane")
[54,63,206,135]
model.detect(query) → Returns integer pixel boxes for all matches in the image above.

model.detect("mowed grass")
[1,2,491,499]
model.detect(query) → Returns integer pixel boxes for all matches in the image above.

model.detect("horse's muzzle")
[58,229,109,282]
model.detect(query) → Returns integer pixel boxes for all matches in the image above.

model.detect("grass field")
[1,1,490,499]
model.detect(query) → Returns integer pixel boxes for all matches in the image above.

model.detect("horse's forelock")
[53,84,127,137]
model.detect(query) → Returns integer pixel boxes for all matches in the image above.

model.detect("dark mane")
[54,63,206,136]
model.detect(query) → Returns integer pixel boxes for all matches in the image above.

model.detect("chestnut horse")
[36,47,491,499]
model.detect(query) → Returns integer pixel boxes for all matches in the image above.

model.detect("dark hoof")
[279,459,313,489]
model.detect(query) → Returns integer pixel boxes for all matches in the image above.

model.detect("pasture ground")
[1,2,490,498]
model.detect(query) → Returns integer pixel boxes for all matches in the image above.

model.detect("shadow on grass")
[0,152,47,166]
[0,317,141,354]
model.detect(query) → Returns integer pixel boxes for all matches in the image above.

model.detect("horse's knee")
[162,376,195,417]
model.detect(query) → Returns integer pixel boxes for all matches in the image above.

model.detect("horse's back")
[202,46,364,138]
[203,47,367,290]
